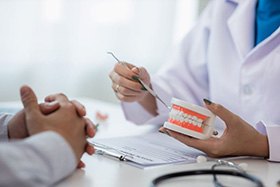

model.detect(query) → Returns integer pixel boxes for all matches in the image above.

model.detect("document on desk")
[90,132,204,168]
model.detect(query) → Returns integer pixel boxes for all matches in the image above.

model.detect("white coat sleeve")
[256,121,280,162]
[0,114,77,187]
[121,1,215,125]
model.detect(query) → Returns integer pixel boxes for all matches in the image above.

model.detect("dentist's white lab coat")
[122,0,280,161]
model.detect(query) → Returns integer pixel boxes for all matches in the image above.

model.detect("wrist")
[7,111,29,139]
[53,129,82,163]
[139,91,158,116]
[254,134,269,158]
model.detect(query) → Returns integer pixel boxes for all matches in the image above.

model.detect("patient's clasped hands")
[8,85,96,168]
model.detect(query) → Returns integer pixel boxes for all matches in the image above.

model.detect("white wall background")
[0,0,202,103]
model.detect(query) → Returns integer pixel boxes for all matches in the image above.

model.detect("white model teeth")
[170,109,203,127]
[197,119,203,127]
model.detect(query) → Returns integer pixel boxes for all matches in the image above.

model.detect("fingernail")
[165,130,171,136]
[132,76,147,91]
[203,98,212,105]
[132,67,140,74]
[141,86,147,91]
[158,129,170,136]
[132,75,139,81]
[158,129,164,133]
[20,86,30,97]
[46,100,59,106]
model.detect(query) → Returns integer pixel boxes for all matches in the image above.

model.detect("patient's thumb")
[20,85,40,115]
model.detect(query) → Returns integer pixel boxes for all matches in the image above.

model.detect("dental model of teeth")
[163,98,216,140]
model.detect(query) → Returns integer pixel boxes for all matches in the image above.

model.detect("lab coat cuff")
[121,102,154,125]
[0,114,14,141]
[256,121,280,162]
[24,131,77,184]
[121,76,171,125]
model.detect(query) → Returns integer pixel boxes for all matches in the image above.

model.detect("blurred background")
[0,0,208,103]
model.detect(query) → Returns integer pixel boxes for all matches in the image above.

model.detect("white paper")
[90,132,205,167]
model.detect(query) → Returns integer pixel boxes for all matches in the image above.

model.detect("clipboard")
[89,132,205,168]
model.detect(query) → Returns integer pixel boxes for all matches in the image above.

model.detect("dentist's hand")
[109,62,151,102]
[160,100,269,158]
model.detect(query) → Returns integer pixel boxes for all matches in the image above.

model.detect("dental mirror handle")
[137,79,170,109]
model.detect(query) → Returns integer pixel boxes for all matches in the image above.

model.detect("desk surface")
[36,98,280,187]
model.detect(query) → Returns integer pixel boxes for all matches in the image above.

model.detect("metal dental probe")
[107,51,170,109]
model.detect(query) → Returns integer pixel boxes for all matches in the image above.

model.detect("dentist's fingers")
[115,91,146,102]
[132,66,150,83]
[112,82,143,95]
[159,127,221,157]
[111,69,144,94]
[203,99,237,128]
[111,63,138,81]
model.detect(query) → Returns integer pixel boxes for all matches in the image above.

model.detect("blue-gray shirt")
[0,114,76,187]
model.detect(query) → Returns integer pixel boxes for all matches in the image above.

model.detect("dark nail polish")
[132,76,139,81]
[158,129,170,136]
[203,98,212,105]
[158,129,164,134]
[141,86,147,91]
[165,130,171,136]
[132,76,147,91]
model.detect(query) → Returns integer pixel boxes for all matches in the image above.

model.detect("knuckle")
[108,71,114,80]
[71,99,83,107]
[232,115,241,123]
[118,77,125,85]
[130,81,141,90]
[84,117,91,123]
[65,102,76,111]
[115,63,121,68]
[207,143,224,157]
[58,93,65,97]
[121,87,130,94]
[118,95,131,102]
[121,61,128,66]
[213,104,223,113]
[136,83,143,90]
[56,93,68,99]
[208,149,221,158]
[118,94,125,101]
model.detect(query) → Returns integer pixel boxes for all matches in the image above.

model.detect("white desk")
[3,99,278,187]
